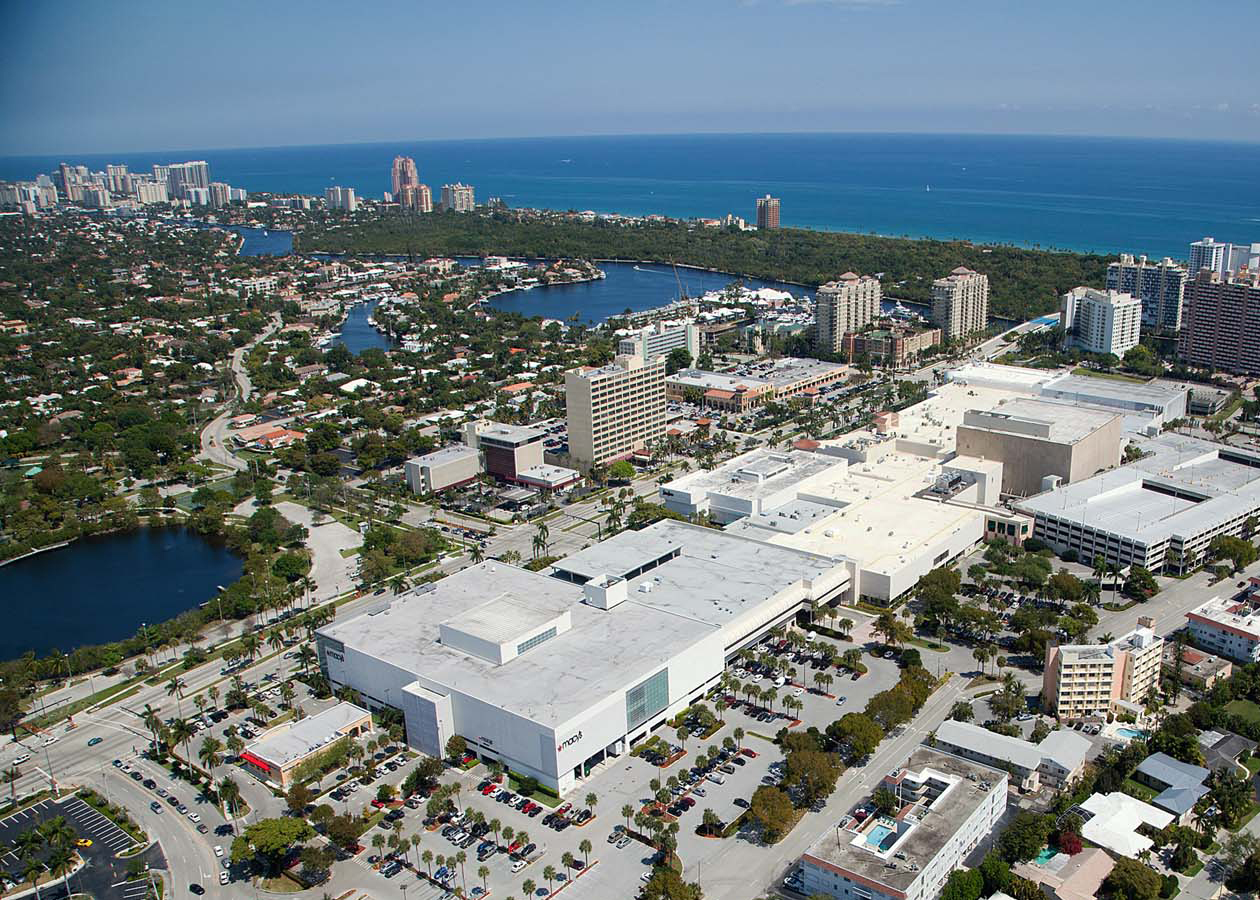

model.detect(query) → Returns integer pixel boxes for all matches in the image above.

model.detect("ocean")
[4,133,1258,259]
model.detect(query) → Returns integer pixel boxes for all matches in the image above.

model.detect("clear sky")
[2,0,1257,156]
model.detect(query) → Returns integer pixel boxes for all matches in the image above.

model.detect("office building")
[1178,268,1260,374]
[665,368,775,413]
[932,720,1091,792]
[1107,254,1188,331]
[814,273,882,354]
[1018,434,1260,574]
[565,354,666,467]
[755,194,780,230]
[1042,624,1163,721]
[725,357,848,399]
[840,324,942,368]
[464,421,546,481]
[956,398,1123,497]
[798,748,1007,900]
[391,155,419,196]
[616,320,700,362]
[931,267,990,340]
[441,183,475,212]
[1060,287,1142,357]
[1190,236,1260,278]
[1187,595,1260,663]
[325,185,358,212]
[317,520,846,795]
[398,183,432,213]
[240,702,372,788]
[404,445,482,495]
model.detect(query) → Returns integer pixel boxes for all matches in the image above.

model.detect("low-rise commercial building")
[932,720,1091,792]
[317,520,846,795]
[1018,435,1260,574]
[240,702,372,788]
[404,445,482,494]
[1162,644,1233,690]
[659,449,844,524]
[1187,595,1260,663]
[1042,624,1163,721]
[841,324,942,368]
[956,398,1123,497]
[722,357,848,400]
[464,421,547,482]
[666,368,774,413]
[799,748,1007,900]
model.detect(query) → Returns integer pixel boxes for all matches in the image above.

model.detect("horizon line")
[4,127,1260,162]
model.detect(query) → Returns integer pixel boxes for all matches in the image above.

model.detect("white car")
[774,676,786,687]
[219,872,229,886]
[792,687,804,697]
[511,860,527,874]
[214,846,223,858]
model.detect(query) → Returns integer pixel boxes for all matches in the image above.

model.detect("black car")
[189,884,205,895]
[112,759,123,767]
[130,771,143,781]
[732,756,746,766]
[167,796,180,807]
[520,842,536,858]
[142,779,157,789]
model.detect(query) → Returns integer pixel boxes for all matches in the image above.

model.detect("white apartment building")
[325,185,358,212]
[933,720,1092,793]
[441,183,475,212]
[565,354,666,467]
[800,748,1007,900]
[1190,236,1260,278]
[617,320,700,362]
[1043,624,1163,721]
[1187,595,1260,663]
[1107,253,1188,331]
[931,267,989,340]
[815,272,882,354]
[1060,287,1142,357]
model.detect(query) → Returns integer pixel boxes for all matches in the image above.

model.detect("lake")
[0,527,244,660]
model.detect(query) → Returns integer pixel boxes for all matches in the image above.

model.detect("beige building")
[240,701,372,788]
[404,444,482,494]
[565,354,666,467]
[955,398,1123,497]
[814,272,881,354]
[1043,622,1163,721]
[932,267,990,340]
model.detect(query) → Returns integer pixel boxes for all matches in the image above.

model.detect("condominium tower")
[441,183,475,212]
[398,183,433,213]
[1178,268,1260,374]
[1043,623,1163,721]
[1060,287,1142,357]
[931,267,989,340]
[565,355,666,467]
[325,186,358,212]
[1106,253,1187,331]
[755,194,780,230]
[1189,236,1260,279]
[391,155,420,196]
[814,272,881,354]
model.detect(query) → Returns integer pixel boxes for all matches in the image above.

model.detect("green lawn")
[1121,777,1158,803]
[1226,699,1260,726]
[1245,757,1260,777]
[1071,367,1149,384]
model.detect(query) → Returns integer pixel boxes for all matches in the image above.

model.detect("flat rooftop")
[1189,596,1260,640]
[962,398,1120,444]
[246,701,369,768]
[667,368,772,392]
[1018,434,1260,543]
[320,521,837,728]
[411,444,480,466]
[726,356,847,389]
[476,422,546,444]
[803,747,1006,894]
[661,448,843,504]
[1041,374,1188,410]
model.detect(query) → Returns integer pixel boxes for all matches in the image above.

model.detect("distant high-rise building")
[1190,236,1260,278]
[208,182,232,208]
[391,156,420,196]
[1178,268,1260,374]
[1060,287,1142,358]
[755,194,780,230]
[165,161,210,198]
[105,164,128,193]
[931,267,990,340]
[565,354,666,467]
[56,163,83,203]
[441,183,475,212]
[398,183,433,213]
[325,186,358,212]
[1106,253,1187,331]
[814,272,882,354]
[134,180,168,205]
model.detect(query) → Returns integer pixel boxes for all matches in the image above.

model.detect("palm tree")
[46,847,73,893]
[470,543,485,564]
[241,632,260,662]
[584,792,598,814]
[218,777,241,823]
[622,803,634,832]
[141,703,165,750]
[734,727,744,749]
[578,838,592,869]
[478,865,490,892]
[198,736,224,774]
[267,630,285,655]
[561,851,576,872]
[207,684,219,709]
[489,817,502,848]
[371,833,386,855]
[455,850,468,891]
[421,849,433,876]
[542,864,557,894]
[296,644,317,675]
[22,858,45,900]
[522,878,536,898]
[534,521,550,558]
[410,833,421,865]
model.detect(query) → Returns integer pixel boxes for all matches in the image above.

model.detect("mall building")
[316,520,849,795]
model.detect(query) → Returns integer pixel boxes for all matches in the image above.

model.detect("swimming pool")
[1116,727,1149,740]
[1035,846,1058,864]
[865,819,897,850]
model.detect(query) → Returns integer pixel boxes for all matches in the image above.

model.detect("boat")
[925,185,931,192]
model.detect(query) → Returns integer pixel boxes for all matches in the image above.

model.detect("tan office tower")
[932,267,990,340]
[565,355,666,467]
[755,194,780,230]
[814,272,882,353]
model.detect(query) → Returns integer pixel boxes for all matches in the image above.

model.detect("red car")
[508,840,522,853]
[371,799,387,809]
[481,784,497,795]
[740,747,757,758]
[557,802,572,815]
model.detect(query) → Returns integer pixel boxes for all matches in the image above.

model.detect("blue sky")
[2,0,1257,155]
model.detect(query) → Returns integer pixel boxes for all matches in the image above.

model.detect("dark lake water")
[0,527,244,659]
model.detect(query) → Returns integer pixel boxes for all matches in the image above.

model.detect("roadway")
[198,313,282,472]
